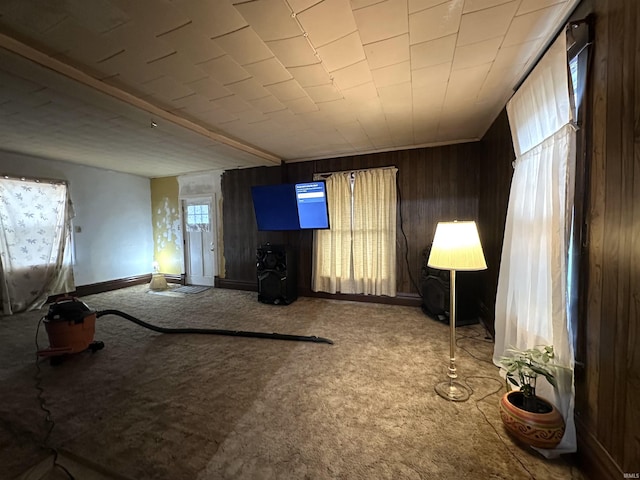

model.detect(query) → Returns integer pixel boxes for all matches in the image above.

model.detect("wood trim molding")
[72,275,153,297]
[575,416,624,480]
[216,278,257,292]
[299,289,422,307]
[47,274,182,301]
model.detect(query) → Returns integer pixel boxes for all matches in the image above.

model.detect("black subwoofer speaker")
[420,247,479,326]
[256,244,297,305]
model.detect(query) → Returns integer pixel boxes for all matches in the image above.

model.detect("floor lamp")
[428,221,487,402]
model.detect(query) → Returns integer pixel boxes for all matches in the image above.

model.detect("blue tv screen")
[251,181,330,231]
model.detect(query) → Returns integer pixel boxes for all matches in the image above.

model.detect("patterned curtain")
[0,177,75,314]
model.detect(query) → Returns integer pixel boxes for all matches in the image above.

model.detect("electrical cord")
[463,375,535,480]
[456,331,496,366]
[34,317,76,480]
[395,173,422,297]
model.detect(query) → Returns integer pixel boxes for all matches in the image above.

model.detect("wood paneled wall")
[574,0,640,477]
[478,110,515,336]
[221,143,481,303]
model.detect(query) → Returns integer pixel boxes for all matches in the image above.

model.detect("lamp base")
[435,380,470,402]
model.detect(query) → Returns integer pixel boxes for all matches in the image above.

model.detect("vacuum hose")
[96,309,334,345]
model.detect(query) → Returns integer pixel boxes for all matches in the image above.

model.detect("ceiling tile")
[364,34,410,70]
[168,92,210,112]
[266,79,309,102]
[463,0,515,14]
[341,81,379,101]
[317,32,366,72]
[372,61,411,88]
[457,1,519,46]
[197,107,238,125]
[478,67,519,102]
[234,0,302,41]
[243,57,293,86]
[156,22,226,64]
[211,94,254,114]
[335,121,373,150]
[146,52,208,84]
[353,0,408,45]
[140,75,194,100]
[0,1,68,34]
[286,0,323,13]
[413,79,447,111]
[214,27,273,66]
[410,34,456,70]
[502,3,566,47]
[412,62,451,88]
[378,82,412,106]
[99,50,166,85]
[65,0,129,34]
[248,95,286,114]
[492,39,539,69]
[225,77,271,101]
[184,77,232,101]
[109,0,190,35]
[409,1,464,45]
[408,0,450,15]
[266,36,319,68]
[452,36,502,70]
[517,0,567,15]
[197,55,251,85]
[351,0,383,9]
[305,84,344,103]
[288,64,333,87]
[330,60,372,89]
[172,0,248,38]
[296,0,358,48]
[444,62,492,105]
[282,96,319,114]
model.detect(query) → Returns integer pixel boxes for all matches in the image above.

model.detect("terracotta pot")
[499,390,565,449]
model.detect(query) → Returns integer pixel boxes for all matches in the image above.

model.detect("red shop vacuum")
[37,297,104,363]
[37,296,333,365]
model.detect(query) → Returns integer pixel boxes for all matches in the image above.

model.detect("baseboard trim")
[73,275,152,297]
[575,416,624,480]
[47,274,183,301]
[215,279,422,307]
[301,289,422,307]
[216,278,257,291]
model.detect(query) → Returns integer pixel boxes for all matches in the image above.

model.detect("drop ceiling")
[0,0,579,178]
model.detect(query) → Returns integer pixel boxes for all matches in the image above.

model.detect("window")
[0,176,74,313]
[185,203,210,232]
[311,167,397,297]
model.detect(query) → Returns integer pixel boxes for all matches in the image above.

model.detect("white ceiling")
[0,0,578,178]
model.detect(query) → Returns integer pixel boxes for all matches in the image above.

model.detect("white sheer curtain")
[312,172,354,294]
[352,168,397,296]
[0,177,75,315]
[312,167,397,296]
[493,35,576,455]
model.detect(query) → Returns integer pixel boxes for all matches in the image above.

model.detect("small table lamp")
[428,221,487,401]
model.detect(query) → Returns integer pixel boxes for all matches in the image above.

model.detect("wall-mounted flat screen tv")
[251,181,330,231]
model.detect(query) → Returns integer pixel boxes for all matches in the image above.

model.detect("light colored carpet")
[0,285,585,480]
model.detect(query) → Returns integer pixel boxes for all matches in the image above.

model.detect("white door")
[182,197,216,286]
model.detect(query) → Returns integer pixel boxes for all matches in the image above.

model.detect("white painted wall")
[0,151,153,286]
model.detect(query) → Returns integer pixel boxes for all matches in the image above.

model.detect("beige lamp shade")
[427,221,487,271]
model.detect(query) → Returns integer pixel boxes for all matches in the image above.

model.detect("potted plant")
[498,345,567,449]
